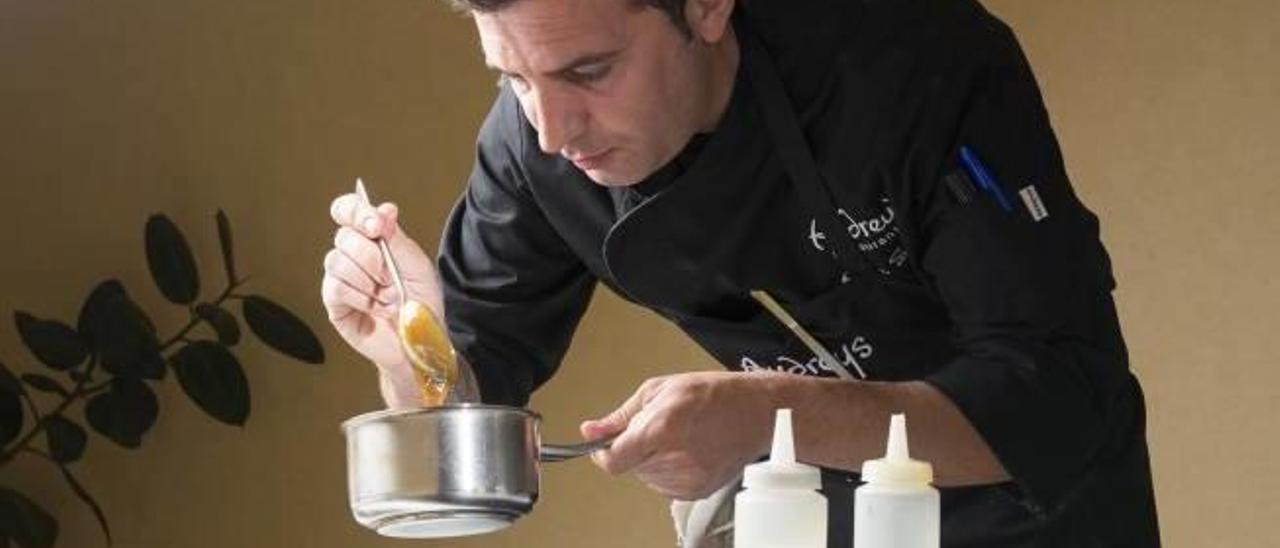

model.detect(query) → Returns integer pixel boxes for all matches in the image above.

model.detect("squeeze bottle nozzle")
[861,413,933,485]
[887,413,908,459]
[742,409,821,491]
[854,413,940,548]
[735,409,827,548]
[772,408,796,462]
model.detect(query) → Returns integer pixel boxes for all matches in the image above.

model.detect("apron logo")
[806,196,908,274]
[739,336,875,378]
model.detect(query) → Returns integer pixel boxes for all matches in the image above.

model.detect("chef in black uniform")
[321,0,1161,546]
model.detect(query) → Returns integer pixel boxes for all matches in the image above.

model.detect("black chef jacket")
[436,0,1160,546]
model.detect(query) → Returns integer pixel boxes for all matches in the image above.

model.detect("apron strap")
[737,14,884,276]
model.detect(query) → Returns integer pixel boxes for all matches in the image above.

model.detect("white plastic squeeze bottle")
[854,414,939,548]
[734,409,827,548]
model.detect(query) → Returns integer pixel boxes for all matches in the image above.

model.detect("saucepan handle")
[540,435,617,463]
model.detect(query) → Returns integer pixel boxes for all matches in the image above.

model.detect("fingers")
[580,396,639,440]
[330,192,423,292]
[630,452,713,500]
[585,377,671,476]
[374,202,399,237]
[581,376,666,439]
[384,215,431,274]
[327,190,442,322]
[592,404,661,475]
[321,274,394,325]
[330,227,389,287]
[330,193,401,239]
[580,373,760,501]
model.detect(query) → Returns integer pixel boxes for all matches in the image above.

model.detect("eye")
[565,63,612,85]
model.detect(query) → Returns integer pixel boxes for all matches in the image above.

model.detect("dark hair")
[446,0,691,37]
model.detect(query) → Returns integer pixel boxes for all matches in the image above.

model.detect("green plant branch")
[1,278,246,466]
[60,461,113,545]
[0,357,96,466]
[0,214,313,548]
[11,382,115,545]
[19,387,42,426]
[83,381,111,395]
[159,279,245,351]
[21,446,53,461]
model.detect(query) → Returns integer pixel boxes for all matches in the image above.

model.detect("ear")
[685,0,735,43]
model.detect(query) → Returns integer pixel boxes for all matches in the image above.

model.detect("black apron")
[730,16,1042,548]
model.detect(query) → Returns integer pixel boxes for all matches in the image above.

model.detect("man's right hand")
[322,192,445,408]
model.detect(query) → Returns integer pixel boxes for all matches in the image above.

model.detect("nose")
[527,86,585,156]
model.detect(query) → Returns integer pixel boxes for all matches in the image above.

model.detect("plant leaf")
[144,214,200,305]
[84,379,158,449]
[140,353,167,381]
[56,465,110,545]
[44,415,86,464]
[0,391,21,447]
[77,280,127,339]
[241,296,324,364]
[0,363,22,457]
[216,210,237,285]
[0,488,57,548]
[0,362,20,395]
[195,303,241,346]
[171,342,250,426]
[18,375,67,398]
[77,281,164,380]
[13,313,86,371]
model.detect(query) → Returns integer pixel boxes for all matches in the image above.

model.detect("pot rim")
[341,403,542,432]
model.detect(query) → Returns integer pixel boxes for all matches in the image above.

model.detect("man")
[321,0,1161,546]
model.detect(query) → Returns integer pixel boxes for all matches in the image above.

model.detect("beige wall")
[0,0,1275,546]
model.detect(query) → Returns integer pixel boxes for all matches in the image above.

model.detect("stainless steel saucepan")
[342,404,612,538]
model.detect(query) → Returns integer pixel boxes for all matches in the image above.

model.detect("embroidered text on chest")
[806,196,909,270]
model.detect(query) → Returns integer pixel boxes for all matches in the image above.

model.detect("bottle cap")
[860,414,933,485]
[742,409,822,491]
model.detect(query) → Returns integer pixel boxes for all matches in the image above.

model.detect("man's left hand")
[580,371,780,500]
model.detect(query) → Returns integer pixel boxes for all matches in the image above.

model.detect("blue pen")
[959,145,1014,213]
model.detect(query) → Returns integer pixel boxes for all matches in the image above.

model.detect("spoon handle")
[354,178,408,306]
[376,239,408,306]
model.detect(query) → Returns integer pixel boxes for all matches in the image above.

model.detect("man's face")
[475,0,716,186]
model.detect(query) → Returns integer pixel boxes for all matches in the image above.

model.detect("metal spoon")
[354,179,456,400]
[354,179,409,315]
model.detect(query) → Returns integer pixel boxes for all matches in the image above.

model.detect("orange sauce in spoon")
[396,300,458,407]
